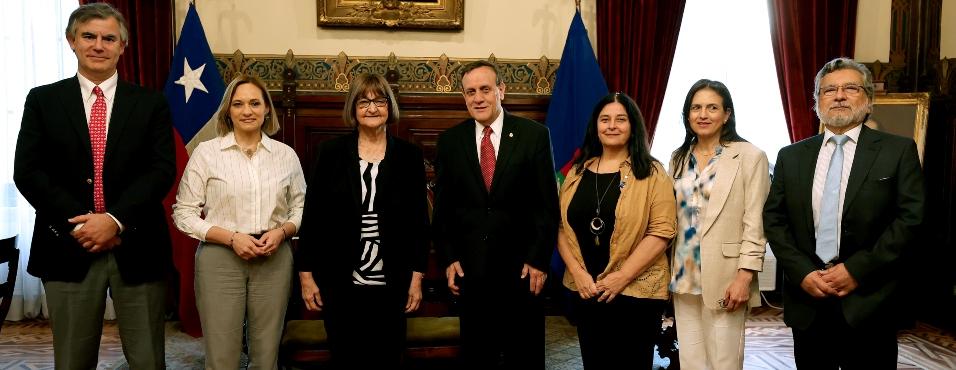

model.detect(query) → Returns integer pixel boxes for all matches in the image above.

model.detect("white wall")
[855,0,892,62]
[943,0,956,59]
[174,0,598,59]
[856,0,956,62]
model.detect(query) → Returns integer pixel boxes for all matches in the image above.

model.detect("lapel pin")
[508,132,513,138]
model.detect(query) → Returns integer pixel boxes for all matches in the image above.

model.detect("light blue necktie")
[816,134,850,263]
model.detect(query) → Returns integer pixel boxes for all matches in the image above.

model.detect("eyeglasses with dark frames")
[357,98,388,109]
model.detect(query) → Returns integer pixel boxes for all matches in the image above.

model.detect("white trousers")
[674,293,748,370]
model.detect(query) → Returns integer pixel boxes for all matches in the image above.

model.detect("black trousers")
[572,294,663,370]
[791,298,898,370]
[324,285,406,370]
[458,277,545,370]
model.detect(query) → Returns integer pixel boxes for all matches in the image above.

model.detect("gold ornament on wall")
[327,51,360,92]
[214,51,559,95]
[428,54,455,93]
[530,56,556,94]
[318,0,464,30]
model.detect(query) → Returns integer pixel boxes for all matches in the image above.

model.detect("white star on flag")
[175,57,209,103]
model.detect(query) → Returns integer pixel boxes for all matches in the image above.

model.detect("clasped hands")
[800,263,858,298]
[569,269,629,303]
[230,229,285,260]
[445,261,547,296]
[69,213,121,253]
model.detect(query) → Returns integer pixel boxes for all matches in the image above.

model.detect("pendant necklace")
[590,156,619,246]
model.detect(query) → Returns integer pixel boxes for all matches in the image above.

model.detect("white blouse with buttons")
[172,132,307,241]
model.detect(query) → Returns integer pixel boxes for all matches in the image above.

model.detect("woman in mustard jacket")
[556,93,677,370]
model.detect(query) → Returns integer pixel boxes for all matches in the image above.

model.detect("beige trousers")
[674,293,748,370]
[195,242,292,370]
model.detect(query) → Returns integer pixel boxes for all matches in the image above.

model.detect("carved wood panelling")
[217,51,558,95]
[271,92,551,177]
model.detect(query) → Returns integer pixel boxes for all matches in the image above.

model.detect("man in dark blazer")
[432,60,559,369]
[764,57,924,369]
[13,3,174,369]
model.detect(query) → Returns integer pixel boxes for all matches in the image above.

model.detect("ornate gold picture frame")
[868,92,930,164]
[317,0,464,30]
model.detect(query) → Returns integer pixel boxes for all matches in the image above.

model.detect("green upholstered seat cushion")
[281,320,329,350]
[281,317,460,349]
[406,316,460,346]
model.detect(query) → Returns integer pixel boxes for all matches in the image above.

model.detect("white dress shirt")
[76,71,124,230]
[172,132,307,241]
[474,110,504,161]
[77,72,118,134]
[811,124,862,249]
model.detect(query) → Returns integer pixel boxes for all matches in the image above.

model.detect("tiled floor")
[2,309,955,369]
[544,308,956,370]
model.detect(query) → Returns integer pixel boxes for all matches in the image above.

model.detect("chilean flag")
[162,2,225,337]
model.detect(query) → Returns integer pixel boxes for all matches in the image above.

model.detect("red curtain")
[768,0,858,142]
[78,0,202,337]
[597,0,687,142]
[80,0,172,90]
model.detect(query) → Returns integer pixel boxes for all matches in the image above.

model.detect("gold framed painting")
[819,92,930,164]
[867,92,930,164]
[317,0,464,30]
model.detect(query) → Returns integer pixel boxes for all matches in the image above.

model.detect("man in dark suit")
[764,57,924,369]
[432,60,559,369]
[13,3,174,369]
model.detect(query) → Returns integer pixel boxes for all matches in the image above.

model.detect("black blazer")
[297,133,429,304]
[432,112,559,284]
[764,126,924,329]
[14,76,175,283]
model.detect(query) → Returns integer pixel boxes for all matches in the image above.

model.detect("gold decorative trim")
[214,50,559,95]
[318,0,464,30]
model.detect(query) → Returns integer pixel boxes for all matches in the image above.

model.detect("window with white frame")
[1,0,79,320]
[650,0,791,170]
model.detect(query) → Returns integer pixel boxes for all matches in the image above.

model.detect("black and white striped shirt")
[353,159,385,285]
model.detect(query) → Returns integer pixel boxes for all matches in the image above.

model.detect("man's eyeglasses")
[820,84,864,97]
[357,98,388,109]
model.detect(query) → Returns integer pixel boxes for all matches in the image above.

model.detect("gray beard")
[820,106,868,128]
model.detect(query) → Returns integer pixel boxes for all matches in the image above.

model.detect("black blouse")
[567,169,621,279]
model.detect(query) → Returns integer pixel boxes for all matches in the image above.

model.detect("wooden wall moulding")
[863,59,955,96]
[863,60,905,92]
[214,50,559,96]
[938,58,955,96]
[317,0,464,30]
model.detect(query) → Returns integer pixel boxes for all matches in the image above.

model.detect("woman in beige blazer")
[669,79,770,370]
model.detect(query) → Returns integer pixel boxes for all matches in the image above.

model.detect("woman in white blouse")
[172,75,306,369]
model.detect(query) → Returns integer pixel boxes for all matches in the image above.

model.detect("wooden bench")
[279,243,462,369]
[279,315,460,369]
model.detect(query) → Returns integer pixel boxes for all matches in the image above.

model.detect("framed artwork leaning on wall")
[818,92,930,165]
[866,92,930,164]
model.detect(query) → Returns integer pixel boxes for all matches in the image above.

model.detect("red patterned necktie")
[90,86,107,213]
[480,125,496,192]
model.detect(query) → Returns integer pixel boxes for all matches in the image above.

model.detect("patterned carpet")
[2,308,955,369]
